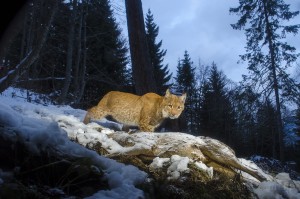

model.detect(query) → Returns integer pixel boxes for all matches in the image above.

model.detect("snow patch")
[167,155,190,180]
[149,157,170,169]
[195,161,213,179]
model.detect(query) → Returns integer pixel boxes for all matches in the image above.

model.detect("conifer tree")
[77,0,130,107]
[232,86,260,156]
[145,9,172,95]
[295,102,300,171]
[256,99,278,158]
[0,0,59,93]
[230,0,300,161]
[199,63,235,146]
[0,0,130,107]
[175,51,196,132]
[296,103,300,144]
[175,51,196,92]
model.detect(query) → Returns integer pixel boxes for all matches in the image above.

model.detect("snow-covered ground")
[0,88,146,199]
[0,87,299,198]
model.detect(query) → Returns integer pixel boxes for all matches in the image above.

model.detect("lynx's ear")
[165,88,171,97]
[180,92,187,103]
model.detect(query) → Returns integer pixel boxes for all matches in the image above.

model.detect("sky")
[113,0,300,83]
[1,87,300,198]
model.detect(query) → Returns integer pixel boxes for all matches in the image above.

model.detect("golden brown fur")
[83,89,186,132]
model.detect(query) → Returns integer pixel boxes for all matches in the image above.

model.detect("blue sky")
[113,0,300,83]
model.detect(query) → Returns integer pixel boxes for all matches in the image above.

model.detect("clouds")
[113,0,300,82]
[166,0,201,30]
[141,0,249,82]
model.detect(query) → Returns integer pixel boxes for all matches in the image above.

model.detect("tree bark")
[76,3,87,104]
[58,0,77,104]
[73,3,83,99]
[125,0,157,95]
[19,4,29,61]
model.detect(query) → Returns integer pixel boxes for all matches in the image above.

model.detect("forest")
[1,0,300,172]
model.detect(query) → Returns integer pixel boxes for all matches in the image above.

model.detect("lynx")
[83,89,186,132]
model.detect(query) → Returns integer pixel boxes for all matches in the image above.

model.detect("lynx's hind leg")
[83,93,111,124]
[83,106,109,124]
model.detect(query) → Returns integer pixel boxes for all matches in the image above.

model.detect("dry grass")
[0,127,109,198]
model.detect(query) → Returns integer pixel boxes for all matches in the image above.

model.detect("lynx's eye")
[177,106,182,110]
[168,104,173,108]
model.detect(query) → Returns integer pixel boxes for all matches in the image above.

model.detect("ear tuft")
[165,88,171,97]
[180,92,187,102]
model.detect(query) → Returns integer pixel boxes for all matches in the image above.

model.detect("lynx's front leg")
[138,115,156,132]
[139,123,155,132]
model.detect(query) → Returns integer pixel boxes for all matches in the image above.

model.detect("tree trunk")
[0,1,28,61]
[58,0,77,104]
[19,4,29,62]
[73,2,83,99]
[125,0,157,95]
[76,3,87,104]
[0,0,58,93]
[263,1,284,161]
[272,55,285,161]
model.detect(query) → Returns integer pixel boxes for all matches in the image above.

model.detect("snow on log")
[58,118,267,182]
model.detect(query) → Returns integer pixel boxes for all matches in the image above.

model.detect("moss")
[139,173,251,199]
[86,141,110,155]
[111,152,253,199]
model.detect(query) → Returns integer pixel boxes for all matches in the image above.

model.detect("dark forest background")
[1,0,300,170]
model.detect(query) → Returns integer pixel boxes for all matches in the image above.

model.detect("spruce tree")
[296,103,300,144]
[256,99,278,158]
[145,9,172,95]
[0,0,130,107]
[175,51,196,132]
[199,63,235,146]
[230,0,300,161]
[81,0,130,107]
[1,0,60,94]
[232,86,260,156]
[295,102,300,171]
[175,51,196,92]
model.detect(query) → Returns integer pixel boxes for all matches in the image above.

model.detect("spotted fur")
[83,89,186,132]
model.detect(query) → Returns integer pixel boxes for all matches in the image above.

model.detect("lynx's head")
[161,89,186,119]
